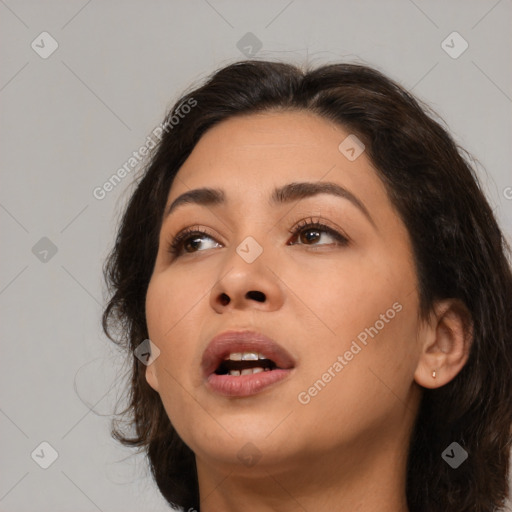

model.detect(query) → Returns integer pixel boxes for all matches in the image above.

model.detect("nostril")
[247,290,265,302]
[219,293,230,306]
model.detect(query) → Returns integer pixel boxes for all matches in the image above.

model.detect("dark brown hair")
[102,59,512,511]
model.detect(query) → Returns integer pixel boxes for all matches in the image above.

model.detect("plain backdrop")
[1,1,511,511]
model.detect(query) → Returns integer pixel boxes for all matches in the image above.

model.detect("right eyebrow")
[165,187,225,218]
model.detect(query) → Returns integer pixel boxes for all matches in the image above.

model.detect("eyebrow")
[164,181,376,228]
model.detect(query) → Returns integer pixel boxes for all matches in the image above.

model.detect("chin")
[195,436,297,474]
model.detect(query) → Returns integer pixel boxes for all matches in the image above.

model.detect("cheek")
[289,248,420,435]
[144,270,214,423]
[293,304,420,451]
[282,246,402,341]
[144,280,191,438]
[146,278,177,343]
[145,267,209,344]
[144,274,198,397]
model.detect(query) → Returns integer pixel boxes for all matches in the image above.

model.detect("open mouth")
[214,352,279,376]
[202,330,296,396]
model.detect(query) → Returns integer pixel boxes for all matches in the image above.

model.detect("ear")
[145,359,160,391]
[414,298,473,389]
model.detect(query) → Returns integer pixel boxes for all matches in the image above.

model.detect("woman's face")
[145,110,425,477]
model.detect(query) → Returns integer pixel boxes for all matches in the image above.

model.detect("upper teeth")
[225,352,267,361]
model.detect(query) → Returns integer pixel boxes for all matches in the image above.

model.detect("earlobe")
[414,298,473,389]
[145,362,159,391]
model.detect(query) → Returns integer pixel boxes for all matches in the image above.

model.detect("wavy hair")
[102,59,512,511]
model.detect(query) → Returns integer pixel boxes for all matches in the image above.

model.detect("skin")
[145,110,472,512]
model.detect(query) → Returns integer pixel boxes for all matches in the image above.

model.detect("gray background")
[1,1,511,511]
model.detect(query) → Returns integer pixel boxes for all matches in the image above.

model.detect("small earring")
[432,370,437,379]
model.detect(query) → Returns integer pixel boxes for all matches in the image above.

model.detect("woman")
[102,59,512,511]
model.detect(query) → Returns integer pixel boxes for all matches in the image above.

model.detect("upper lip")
[201,329,296,377]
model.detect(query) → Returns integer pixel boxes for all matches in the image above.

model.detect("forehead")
[169,110,386,207]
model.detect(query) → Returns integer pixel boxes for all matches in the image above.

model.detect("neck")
[196,435,410,512]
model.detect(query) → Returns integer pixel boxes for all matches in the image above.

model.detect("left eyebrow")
[164,181,376,229]
[270,181,376,229]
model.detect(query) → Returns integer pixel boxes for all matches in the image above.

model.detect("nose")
[209,245,285,313]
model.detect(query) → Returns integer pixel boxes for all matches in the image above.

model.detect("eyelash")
[167,217,349,257]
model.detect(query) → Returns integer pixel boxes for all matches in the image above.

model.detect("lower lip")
[206,369,293,397]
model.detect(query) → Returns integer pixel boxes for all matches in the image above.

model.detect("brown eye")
[299,228,322,244]
[290,219,349,247]
[168,228,221,256]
